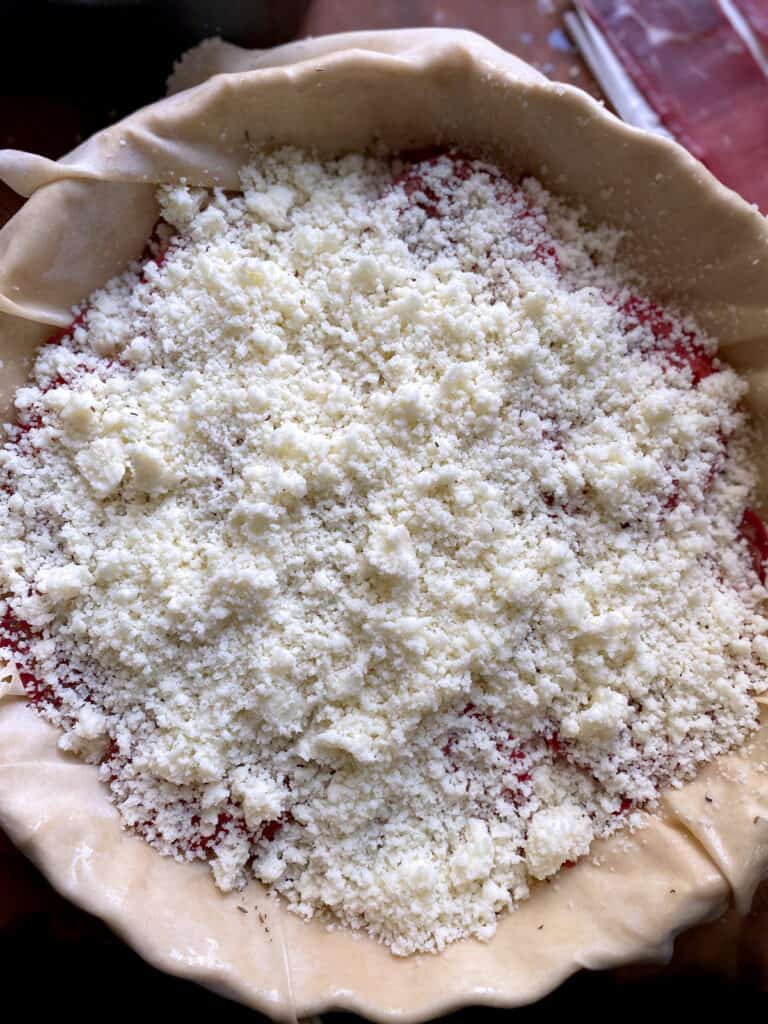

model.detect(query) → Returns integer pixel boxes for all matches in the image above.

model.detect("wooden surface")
[301,0,600,94]
[0,0,766,1010]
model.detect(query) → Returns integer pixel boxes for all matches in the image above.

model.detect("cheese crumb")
[525,805,594,879]
[75,438,126,497]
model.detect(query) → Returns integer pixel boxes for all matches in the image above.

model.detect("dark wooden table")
[1,0,766,1014]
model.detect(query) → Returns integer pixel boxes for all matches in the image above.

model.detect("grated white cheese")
[0,148,766,955]
[525,805,594,880]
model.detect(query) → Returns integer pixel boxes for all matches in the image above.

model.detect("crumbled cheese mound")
[525,805,593,880]
[1,149,766,956]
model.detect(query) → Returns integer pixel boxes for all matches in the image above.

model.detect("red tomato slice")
[739,508,768,584]
[44,310,86,348]
[619,294,718,384]
[393,150,560,271]
[0,607,60,708]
